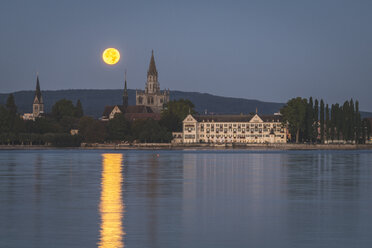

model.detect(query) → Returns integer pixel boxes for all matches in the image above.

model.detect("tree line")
[281,97,371,143]
[0,94,194,146]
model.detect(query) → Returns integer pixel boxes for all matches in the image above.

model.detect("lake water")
[1,150,372,248]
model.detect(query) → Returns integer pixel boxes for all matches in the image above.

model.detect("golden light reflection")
[98,154,125,248]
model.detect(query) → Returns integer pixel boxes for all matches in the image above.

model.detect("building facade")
[101,70,161,121]
[136,50,169,113]
[176,114,287,144]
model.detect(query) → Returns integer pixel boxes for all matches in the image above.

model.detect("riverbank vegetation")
[0,95,195,146]
[281,97,371,143]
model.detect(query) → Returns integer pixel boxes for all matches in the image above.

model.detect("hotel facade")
[173,114,287,144]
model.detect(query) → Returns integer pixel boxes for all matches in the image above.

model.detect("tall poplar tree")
[320,99,325,143]
[355,100,361,143]
[306,97,314,142]
[342,101,350,141]
[330,104,336,141]
[314,99,319,142]
[325,104,330,142]
[6,94,17,115]
[349,99,355,141]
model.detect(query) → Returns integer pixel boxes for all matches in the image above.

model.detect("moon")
[102,48,120,65]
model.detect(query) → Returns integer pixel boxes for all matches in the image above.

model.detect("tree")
[0,105,11,134]
[342,101,350,141]
[131,119,172,143]
[107,113,131,141]
[349,99,355,141]
[335,104,342,140]
[6,94,17,115]
[160,99,196,132]
[75,99,84,118]
[320,99,325,143]
[330,104,336,141]
[355,100,361,143]
[313,99,319,142]
[280,97,307,143]
[78,116,106,143]
[325,104,330,142]
[30,117,62,134]
[52,99,77,121]
[305,97,314,142]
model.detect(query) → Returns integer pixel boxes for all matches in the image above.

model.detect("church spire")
[33,74,44,117]
[147,50,158,77]
[123,70,128,108]
[34,74,43,104]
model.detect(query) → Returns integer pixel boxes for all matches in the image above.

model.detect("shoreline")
[1,143,372,151]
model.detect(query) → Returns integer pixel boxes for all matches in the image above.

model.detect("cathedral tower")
[33,75,44,118]
[136,50,169,113]
[145,50,160,94]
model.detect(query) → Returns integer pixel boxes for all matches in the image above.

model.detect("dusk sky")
[1,0,372,111]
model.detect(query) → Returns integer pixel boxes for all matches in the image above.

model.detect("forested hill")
[1,89,371,118]
[0,89,283,118]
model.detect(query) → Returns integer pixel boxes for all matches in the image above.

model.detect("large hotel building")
[173,113,287,144]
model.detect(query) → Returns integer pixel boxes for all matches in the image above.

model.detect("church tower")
[33,75,44,118]
[145,50,160,94]
[136,50,169,113]
[123,71,128,109]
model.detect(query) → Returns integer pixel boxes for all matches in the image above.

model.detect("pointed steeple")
[34,74,43,103]
[123,70,128,108]
[33,73,44,117]
[147,50,158,77]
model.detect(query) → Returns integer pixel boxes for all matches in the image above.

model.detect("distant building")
[136,50,169,113]
[174,114,287,144]
[22,75,45,121]
[101,67,161,121]
[101,105,160,121]
[70,129,79,135]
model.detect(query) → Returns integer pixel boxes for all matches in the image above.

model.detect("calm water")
[1,150,372,248]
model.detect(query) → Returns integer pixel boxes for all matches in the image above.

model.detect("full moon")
[102,48,120,65]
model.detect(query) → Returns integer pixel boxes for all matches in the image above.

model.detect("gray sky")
[1,0,371,111]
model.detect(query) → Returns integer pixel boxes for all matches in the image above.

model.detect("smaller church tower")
[33,75,44,118]
[123,70,128,109]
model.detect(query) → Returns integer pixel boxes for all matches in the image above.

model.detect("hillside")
[1,89,371,118]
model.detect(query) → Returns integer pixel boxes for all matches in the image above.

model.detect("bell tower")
[33,75,44,118]
[136,50,169,113]
[145,50,160,94]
